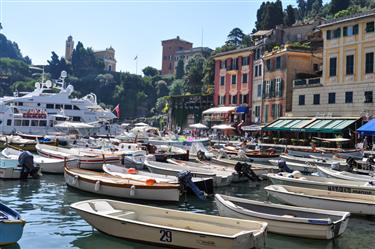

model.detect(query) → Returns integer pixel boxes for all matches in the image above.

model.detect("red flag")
[113,104,120,118]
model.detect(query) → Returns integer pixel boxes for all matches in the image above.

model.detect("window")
[55,104,62,109]
[328,92,336,104]
[313,94,320,105]
[265,81,271,97]
[254,65,258,77]
[220,60,225,69]
[241,94,248,104]
[365,91,373,103]
[242,57,249,66]
[231,75,237,84]
[73,116,81,122]
[64,104,72,110]
[258,64,262,76]
[366,52,374,74]
[326,30,331,40]
[266,59,271,71]
[14,120,21,126]
[275,56,281,69]
[242,73,248,83]
[230,95,237,104]
[39,120,47,127]
[257,84,262,97]
[7,119,12,126]
[73,105,80,110]
[343,26,354,37]
[220,76,225,86]
[333,28,341,38]
[232,58,238,70]
[31,120,38,126]
[329,57,337,77]
[46,104,54,109]
[219,96,225,105]
[255,106,260,117]
[366,22,375,33]
[345,91,353,103]
[276,78,282,97]
[298,95,305,105]
[346,55,354,75]
[22,120,30,126]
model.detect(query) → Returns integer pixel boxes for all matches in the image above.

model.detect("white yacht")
[0,71,117,135]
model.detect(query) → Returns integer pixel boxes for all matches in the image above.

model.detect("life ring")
[127,168,138,174]
[146,179,156,186]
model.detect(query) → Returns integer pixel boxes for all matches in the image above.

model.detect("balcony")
[293,77,322,88]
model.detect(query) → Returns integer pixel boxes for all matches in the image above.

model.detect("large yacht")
[0,71,117,135]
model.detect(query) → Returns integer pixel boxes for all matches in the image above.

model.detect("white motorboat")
[267,171,375,195]
[317,166,375,182]
[0,158,22,179]
[64,167,180,202]
[269,159,317,173]
[36,144,121,170]
[71,199,267,249]
[2,147,79,174]
[265,185,375,215]
[280,154,346,168]
[215,194,350,240]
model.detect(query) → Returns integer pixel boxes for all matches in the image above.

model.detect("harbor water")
[1,175,374,249]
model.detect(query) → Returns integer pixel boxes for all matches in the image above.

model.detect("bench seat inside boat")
[86,201,137,219]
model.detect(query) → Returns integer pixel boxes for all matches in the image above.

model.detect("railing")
[293,77,321,87]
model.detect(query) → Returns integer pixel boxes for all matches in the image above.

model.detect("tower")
[65,35,74,62]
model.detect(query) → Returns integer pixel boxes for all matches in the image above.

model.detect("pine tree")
[175,59,185,79]
[331,0,350,14]
[284,5,296,26]
[226,28,245,47]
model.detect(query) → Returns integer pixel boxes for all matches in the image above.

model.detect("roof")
[175,47,213,55]
[357,118,375,136]
[263,117,360,133]
[251,30,273,37]
[319,9,375,29]
[213,47,254,58]
[202,106,236,115]
[161,36,193,44]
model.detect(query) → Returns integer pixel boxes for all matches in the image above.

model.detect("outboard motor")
[331,162,340,171]
[234,162,260,181]
[177,171,206,200]
[18,151,40,179]
[277,159,293,173]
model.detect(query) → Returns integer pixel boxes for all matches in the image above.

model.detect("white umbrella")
[212,124,235,130]
[134,122,148,127]
[189,123,208,129]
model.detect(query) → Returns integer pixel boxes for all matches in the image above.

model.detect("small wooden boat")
[265,185,375,215]
[317,166,375,182]
[64,167,180,201]
[216,147,280,163]
[36,144,121,170]
[0,135,37,151]
[0,158,22,179]
[280,154,346,168]
[215,194,350,240]
[2,147,79,174]
[0,202,25,245]
[144,159,231,187]
[287,147,362,160]
[71,199,267,249]
[269,159,317,173]
[267,172,375,195]
[153,145,189,162]
[103,164,214,195]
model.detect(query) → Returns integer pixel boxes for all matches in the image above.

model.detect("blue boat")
[0,202,25,245]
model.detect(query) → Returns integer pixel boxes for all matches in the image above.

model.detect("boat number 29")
[160,229,172,242]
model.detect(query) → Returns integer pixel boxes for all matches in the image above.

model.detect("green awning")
[263,118,359,133]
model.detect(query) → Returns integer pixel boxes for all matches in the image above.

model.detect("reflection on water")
[1,175,374,249]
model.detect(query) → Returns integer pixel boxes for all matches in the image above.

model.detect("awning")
[242,125,262,131]
[235,106,249,113]
[202,106,236,115]
[357,119,375,136]
[263,117,359,133]
[212,124,235,130]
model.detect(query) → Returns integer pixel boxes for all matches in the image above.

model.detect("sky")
[0,0,328,74]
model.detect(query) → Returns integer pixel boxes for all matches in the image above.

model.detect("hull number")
[160,229,172,242]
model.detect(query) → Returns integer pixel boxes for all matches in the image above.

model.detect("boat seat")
[91,201,123,215]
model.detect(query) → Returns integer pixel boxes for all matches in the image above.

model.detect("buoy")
[146,178,156,186]
[128,168,138,174]
[130,185,136,196]
[95,181,100,192]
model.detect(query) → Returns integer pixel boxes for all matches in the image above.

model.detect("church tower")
[65,35,74,62]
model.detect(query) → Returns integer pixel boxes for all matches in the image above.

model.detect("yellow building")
[292,10,375,119]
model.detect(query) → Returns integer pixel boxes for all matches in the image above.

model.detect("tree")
[142,66,159,77]
[169,79,185,96]
[175,60,185,79]
[284,5,296,26]
[156,80,169,97]
[331,0,350,14]
[71,41,104,77]
[184,54,206,93]
[311,0,323,16]
[334,5,363,18]
[226,28,245,47]
[297,0,307,19]
[255,1,284,30]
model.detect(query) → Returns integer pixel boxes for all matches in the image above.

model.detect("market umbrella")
[212,124,235,130]
[189,123,208,129]
[134,122,148,127]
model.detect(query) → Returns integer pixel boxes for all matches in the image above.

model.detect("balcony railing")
[293,77,322,87]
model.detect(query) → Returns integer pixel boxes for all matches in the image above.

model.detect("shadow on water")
[1,175,374,249]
